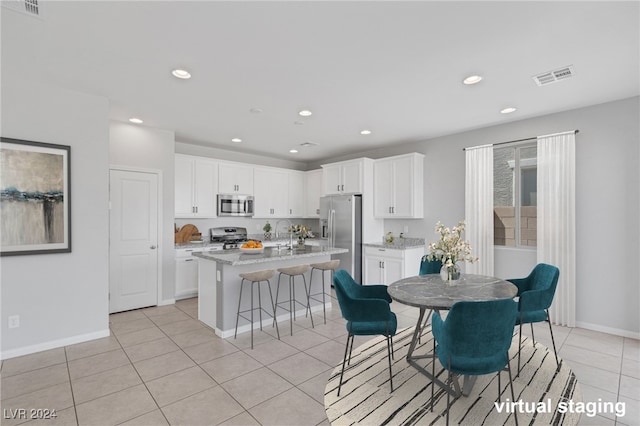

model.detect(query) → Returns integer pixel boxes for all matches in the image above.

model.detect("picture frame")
[1,137,71,256]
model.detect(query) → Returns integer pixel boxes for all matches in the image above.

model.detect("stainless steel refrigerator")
[319,194,362,283]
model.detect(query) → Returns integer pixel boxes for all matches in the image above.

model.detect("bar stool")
[307,259,340,324]
[234,269,280,349]
[274,264,313,335]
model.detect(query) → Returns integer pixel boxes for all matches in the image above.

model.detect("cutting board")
[175,224,200,243]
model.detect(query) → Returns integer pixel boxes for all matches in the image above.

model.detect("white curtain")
[537,131,576,327]
[465,144,494,275]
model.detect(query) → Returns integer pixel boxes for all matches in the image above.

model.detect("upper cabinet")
[322,158,365,195]
[253,167,289,218]
[304,169,322,218]
[287,170,305,218]
[175,154,218,218]
[218,162,254,195]
[373,153,424,218]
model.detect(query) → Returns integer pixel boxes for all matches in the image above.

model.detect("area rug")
[325,327,582,425]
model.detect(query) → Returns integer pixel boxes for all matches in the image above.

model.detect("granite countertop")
[193,245,347,266]
[363,237,425,250]
[175,236,323,249]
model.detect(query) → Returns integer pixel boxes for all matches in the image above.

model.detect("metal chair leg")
[266,279,280,340]
[338,333,352,397]
[250,279,254,349]
[302,274,314,328]
[530,322,536,345]
[234,278,246,339]
[517,319,523,376]
[506,357,519,426]
[546,310,560,368]
[431,337,435,412]
[386,334,394,392]
[257,281,263,331]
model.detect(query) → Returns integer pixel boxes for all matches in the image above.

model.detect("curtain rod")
[462,129,579,151]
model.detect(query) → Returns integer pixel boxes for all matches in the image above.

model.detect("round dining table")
[387,273,518,396]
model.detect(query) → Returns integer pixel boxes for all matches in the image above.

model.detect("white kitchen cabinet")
[322,159,364,195]
[304,169,322,218]
[253,167,289,218]
[287,170,305,218]
[175,155,218,218]
[218,162,254,194]
[175,247,221,299]
[363,245,425,285]
[374,153,424,218]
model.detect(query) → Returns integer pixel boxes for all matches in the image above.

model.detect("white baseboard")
[575,321,640,340]
[216,303,332,339]
[159,298,176,306]
[0,329,111,360]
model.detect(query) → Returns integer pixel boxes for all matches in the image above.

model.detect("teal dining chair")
[333,269,397,396]
[431,299,519,425]
[417,255,442,342]
[507,263,560,374]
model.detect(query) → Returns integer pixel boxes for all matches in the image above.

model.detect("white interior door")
[109,169,159,313]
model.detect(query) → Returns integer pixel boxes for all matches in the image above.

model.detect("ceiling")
[2,1,638,162]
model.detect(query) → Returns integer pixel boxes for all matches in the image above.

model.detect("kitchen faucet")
[274,219,293,248]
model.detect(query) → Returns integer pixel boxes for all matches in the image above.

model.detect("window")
[493,143,537,247]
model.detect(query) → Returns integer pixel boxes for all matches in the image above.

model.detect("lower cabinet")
[363,245,425,285]
[175,247,221,299]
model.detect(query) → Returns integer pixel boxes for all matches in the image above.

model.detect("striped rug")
[324,327,581,425]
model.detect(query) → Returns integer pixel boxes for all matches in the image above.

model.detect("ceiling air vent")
[532,65,575,87]
[2,0,43,17]
[299,142,318,148]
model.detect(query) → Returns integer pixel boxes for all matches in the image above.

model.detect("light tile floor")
[1,295,638,425]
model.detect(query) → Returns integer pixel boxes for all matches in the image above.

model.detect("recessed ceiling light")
[129,117,143,124]
[231,138,242,143]
[360,129,372,135]
[289,149,299,153]
[463,75,483,85]
[249,108,263,114]
[500,107,517,114]
[298,110,312,117]
[171,69,191,79]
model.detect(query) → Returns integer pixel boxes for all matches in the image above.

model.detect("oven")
[210,227,250,250]
[217,194,254,217]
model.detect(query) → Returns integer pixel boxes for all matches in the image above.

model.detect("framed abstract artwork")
[0,137,71,255]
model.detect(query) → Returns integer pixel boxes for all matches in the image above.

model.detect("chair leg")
[506,356,519,426]
[257,281,263,331]
[431,337,436,412]
[250,280,254,349]
[266,279,280,340]
[321,270,327,324]
[497,369,501,402]
[546,310,560,368]
[530,323,536,345]
[234,279,245,339]
[306,268,314,318]
[446,357,452,426]
[272,273,282,328]
[390,335,395,360]
[347,333,355,365]
[338,333,352,397]
[386,334,394,393]
[517,320,523,376]
[418,309,433,345]
[302,274,314,328]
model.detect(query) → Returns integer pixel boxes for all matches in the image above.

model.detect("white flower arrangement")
[427,220,478,267]
[288,224,314,239]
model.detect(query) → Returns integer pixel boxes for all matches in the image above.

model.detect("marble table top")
[387,274,517,310]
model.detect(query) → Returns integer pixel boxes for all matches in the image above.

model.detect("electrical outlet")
[404,225,409,233]
[8,315,20,329]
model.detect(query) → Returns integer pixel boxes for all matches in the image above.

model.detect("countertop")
[363,237,425,250]
[175,236,323,250]
[193,245,348,266]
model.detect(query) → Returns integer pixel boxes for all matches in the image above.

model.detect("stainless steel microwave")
[217,194,254,217]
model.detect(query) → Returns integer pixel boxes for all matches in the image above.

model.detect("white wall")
[110,122,176,305]
[1,78,111,359]
[311,96,640,337]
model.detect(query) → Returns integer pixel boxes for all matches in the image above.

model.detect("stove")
[210,227,249,250]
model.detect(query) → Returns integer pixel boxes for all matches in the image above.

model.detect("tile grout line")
[62,346,81,426]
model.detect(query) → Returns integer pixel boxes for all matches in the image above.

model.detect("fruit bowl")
[240,247,264,254]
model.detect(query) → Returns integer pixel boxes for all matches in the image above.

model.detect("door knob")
[150,245,157,249]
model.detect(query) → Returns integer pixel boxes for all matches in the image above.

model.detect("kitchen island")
[193,245,348,338]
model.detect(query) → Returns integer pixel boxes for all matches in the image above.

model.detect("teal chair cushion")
[432,298,518,376]
[419,255,442,275]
